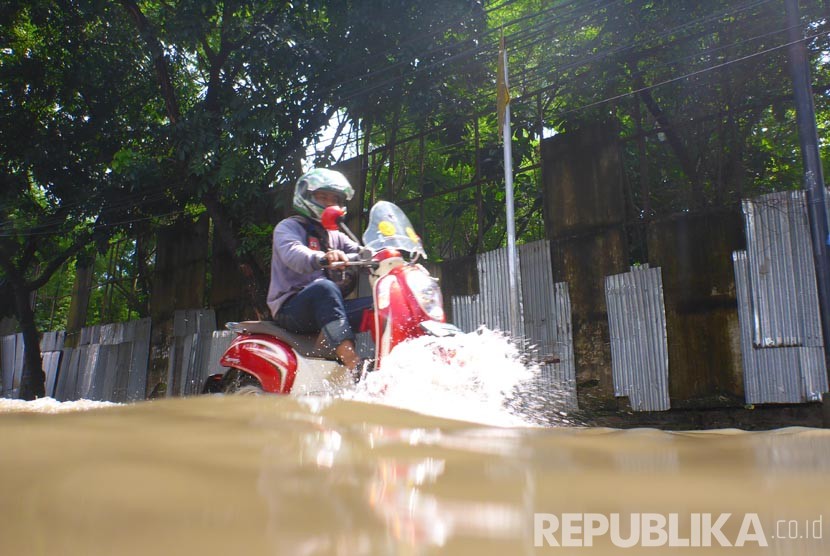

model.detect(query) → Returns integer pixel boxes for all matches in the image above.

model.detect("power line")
[313,1,633,152]
[547,30,830,120]
[339,0,617,100]
[0,209,188,238]
[7,2,827,238]
[316,26,828,199]
[510,0,778,96]
[319,0,819,158]
[316,0,777,150]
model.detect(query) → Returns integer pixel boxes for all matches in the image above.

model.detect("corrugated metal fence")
[54,319,151,402]
[733,252,827,402]
[0,312,222,402]
[0,331,64,399]
[451,240,577,409]
[605,265,670,411]
[1,323,152,402]
[166,310,218,397]
[4,193,828,409]
[741,191,824,348]
[0,309,376,402]
[733,190,828,403]
[452,247,524,336]
[519,241,577,410]
[598,189,828,410]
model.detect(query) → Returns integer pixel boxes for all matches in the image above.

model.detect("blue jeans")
[275,279,372,347]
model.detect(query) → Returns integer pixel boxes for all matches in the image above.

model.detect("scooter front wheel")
[220,368,263,395]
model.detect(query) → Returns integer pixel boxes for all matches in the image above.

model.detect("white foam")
[0,397,119,414]
[344,327,540,427]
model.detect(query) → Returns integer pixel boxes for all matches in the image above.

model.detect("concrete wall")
[150,214,210,322]
[540,125,746,411]
[541,123,629,410]
[646,211,745,407]
[147,214,210,397]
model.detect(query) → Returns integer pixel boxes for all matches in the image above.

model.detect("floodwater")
[1,329,829,555]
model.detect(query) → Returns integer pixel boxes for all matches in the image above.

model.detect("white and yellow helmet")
[292,168,355,221]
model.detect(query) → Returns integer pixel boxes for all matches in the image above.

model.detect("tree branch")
[120,0,181,124]
[261,104,338,188]
[199,36,217,67]
[19,237,38,272]
[319,115,349,163]
[110,279,148,316]
[25,232,92,292]
[0,248,23,286]
[628,65,703,206]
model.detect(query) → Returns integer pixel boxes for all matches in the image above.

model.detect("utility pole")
[784,0,830,385]
[498,32,523,338]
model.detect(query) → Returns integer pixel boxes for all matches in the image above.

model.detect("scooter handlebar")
[318,252,378,268]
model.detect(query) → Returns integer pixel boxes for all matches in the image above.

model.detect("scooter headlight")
[405,268,444,321]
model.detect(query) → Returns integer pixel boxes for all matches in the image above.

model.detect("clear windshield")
[362,201,427,259]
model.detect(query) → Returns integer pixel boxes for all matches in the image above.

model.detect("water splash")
[0,397,118,414]
[343,327,545,427]
[0,328,576,426]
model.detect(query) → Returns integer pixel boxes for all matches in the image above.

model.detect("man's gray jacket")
[266,217,359,317]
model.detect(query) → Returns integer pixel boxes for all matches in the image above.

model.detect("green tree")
[0,2,167,398]
[115,0,488,310]
[2,0,487,397]
[500,0,830,212]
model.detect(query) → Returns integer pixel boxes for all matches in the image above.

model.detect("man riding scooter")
[205,176,461,395]
[267,168,372,380]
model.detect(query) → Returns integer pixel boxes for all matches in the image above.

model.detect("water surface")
[1,330,828,555]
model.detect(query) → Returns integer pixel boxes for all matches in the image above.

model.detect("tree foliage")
[1,1,165,398]
[353,0,830,258]
[5,0,830,398]
[109,0,488,307]
[495,0,830,211]
[1,0,486,396]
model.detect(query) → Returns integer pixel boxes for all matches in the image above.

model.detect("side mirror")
[321,205,347,231]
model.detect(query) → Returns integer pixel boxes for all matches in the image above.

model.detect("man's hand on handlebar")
[318,250,377,268]
[323,249,349,266]
[318,250,355,268]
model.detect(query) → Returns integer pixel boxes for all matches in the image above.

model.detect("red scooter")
[203,201,461,394]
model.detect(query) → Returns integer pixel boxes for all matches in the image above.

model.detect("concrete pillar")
[541,123,628,410]
[146,214,210,396]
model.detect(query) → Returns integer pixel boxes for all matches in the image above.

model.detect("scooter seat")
[228,321,339,361]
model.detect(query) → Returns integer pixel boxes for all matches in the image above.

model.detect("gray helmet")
[292,168,355,221]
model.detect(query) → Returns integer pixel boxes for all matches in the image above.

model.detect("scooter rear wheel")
[220,368,263,395]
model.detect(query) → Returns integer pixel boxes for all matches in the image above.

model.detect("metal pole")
[785,0,830,380]
[502,46,522,338]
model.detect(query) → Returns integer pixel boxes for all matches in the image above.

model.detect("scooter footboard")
[220,333,298,394]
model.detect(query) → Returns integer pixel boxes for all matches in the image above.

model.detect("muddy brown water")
[1,394,829,555]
